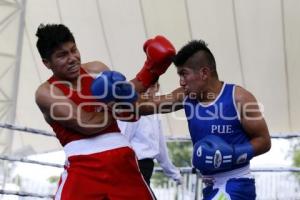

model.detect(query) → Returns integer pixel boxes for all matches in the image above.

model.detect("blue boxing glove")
[91,70,137,103]
[192,135,254,175]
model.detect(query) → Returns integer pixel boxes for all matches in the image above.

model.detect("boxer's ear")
[42,58,51,69]
[199,67,209,81]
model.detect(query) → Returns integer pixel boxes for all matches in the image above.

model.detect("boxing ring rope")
[1,154,300,174]
[0,122,55,137]
[1,122,300,199]
[0,155,63,168]
[1,122,299,140]
[0,189,54,199]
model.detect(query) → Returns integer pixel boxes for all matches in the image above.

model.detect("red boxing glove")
[136,35,175,88]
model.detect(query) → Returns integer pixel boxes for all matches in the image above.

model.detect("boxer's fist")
[192,135,233,175]
[91,71,137,103]
[192,135,254,175]
[136,36,175,88]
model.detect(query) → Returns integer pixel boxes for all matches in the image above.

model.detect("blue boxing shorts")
[201,165,256,200]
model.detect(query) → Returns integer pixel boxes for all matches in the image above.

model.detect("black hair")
[173,40,216,71]
[35,23,75,59]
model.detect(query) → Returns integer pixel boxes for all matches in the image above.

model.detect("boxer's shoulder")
[36,81,51,96]
[82,61,110,75]
[35,81,65,105]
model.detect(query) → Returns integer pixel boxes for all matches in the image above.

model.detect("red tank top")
[47,67,120,146]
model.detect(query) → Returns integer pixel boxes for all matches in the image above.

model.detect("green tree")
[293,149,300,167]
[48,175,60,184]
[293,147,300,177]
[291,139,300,180]
[152,141,192,186]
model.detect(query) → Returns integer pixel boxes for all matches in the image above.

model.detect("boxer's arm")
[135,87,185,115]
[235,86,271,156]
[130,78,146,94]
[35,83,113,135]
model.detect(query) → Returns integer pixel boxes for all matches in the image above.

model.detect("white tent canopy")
[0,0,300,156]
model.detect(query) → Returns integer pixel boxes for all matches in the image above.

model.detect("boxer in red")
[34,23,175,200]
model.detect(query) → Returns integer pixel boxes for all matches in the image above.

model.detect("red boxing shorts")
[55,133,155,200]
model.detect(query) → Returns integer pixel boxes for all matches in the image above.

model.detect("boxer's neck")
[197,80,223,103]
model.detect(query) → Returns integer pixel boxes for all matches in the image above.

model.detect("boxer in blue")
[134,40,271,199]
[175,41,271,200]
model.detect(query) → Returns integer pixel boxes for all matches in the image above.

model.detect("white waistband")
[64,132,131,158]
[202,165,253,186]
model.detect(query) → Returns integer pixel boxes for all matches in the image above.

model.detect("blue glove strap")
[233,142,254,165]
[114,82,138,103]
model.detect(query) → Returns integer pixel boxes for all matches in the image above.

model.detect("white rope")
[154,166,193,174]
[166,136,191,141]
[154,167,300,173]
[1,122,300,140]
[1,154,300,173]
[0,189,53,199]
[0,155,63,168]
[269,133,300,139]
[251,167,300,172]
[0,122,55,137]
[166,133,300,141]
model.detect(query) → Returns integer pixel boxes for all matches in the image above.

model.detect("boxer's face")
[43,41,81,81]
[177,66,203,96]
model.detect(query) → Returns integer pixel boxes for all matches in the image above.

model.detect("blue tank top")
[184,83,250,170]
